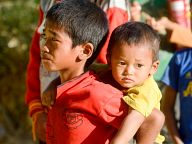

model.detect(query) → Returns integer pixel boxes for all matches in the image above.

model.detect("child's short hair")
[46,0,109,67]
[107,21,160,62]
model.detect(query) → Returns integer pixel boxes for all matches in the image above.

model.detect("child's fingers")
[41,91,53,107]
[50,90,55,105]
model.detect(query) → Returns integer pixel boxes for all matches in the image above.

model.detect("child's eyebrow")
[135,59,143,62]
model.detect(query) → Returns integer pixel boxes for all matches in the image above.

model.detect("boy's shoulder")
[92,71,122,97]
[57,70,122,100]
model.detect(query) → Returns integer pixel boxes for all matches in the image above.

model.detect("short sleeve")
[123,77,162,117]
[161,53,180,91]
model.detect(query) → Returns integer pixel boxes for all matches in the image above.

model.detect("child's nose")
[124,65,134,75]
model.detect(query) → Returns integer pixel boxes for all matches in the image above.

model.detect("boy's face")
[110,42,159,89]
[41,21,81,72]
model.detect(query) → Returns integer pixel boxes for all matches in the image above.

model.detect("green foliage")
[0,0,38,143]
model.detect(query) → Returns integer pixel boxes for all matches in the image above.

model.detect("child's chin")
[121,83,134,89]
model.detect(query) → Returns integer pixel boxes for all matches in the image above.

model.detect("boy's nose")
[40,44,50,58]
[41,43,49,53]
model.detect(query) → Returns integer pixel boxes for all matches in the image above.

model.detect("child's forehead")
[112,41,151,52]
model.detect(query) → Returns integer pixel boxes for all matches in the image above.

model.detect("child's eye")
[119,61,126,65]
[136,64,143,68]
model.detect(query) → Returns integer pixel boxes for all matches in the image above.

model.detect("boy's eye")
[40,33,46,40]
[51,37,57,41]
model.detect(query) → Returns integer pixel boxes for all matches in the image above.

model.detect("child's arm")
[111,77,164,144]
[136,108,165,144]
[111,107,145,144]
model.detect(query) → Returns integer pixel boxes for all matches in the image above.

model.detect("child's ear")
[78,43,94,60]
[149,60,159,76]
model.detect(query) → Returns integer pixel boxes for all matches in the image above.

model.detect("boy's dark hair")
[46,0,109,67]
[107,21,160,62]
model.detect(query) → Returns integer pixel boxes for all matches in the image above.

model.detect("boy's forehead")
[45,20,58,29]
[45,20,65,32]
[45,19,64,28]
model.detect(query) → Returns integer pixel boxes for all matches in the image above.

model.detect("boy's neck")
[59,68,85,83]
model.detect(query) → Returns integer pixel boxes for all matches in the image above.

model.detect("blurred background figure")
[168,0,191,29]
[161,48,192,144]
[160,1,192,143]
[25,1,57,143]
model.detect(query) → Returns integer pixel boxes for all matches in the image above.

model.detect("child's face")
[41,21,81,72]
[110,42,158,89]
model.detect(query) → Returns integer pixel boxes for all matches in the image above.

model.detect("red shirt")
[46,71,128,144]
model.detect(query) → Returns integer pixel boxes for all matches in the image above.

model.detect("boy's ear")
[78,43,94,60]
[149,60,159,76]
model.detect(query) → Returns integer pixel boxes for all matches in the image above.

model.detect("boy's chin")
[42,64,56,72]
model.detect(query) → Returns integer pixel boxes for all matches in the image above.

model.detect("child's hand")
[32,111,47,142]
[41,87,56,107]
[41,77,60,107]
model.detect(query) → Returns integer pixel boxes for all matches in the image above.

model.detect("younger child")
[102,21,164,144]
[41,0,164,143]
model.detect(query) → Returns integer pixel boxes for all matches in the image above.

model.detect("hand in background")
[130,1,142,21]
[146,17,166,35]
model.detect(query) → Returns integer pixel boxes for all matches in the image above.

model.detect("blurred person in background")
[25,1,57,143]
[161,48,192,144]
[160,1,192,143]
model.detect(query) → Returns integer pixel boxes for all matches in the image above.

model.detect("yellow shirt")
[122,76,164,144]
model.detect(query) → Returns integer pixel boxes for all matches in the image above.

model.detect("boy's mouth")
[41,51,53,61]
